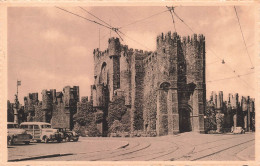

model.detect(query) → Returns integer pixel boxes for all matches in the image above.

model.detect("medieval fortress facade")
[91,32,206,135]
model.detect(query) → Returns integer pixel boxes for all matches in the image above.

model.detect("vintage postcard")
[0,0,259,165]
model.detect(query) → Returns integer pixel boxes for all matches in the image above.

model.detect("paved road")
[8,132,255,161]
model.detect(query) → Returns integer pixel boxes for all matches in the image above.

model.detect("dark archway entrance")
[179,107,192,132]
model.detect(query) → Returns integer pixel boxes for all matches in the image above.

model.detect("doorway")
[179,108,191,132]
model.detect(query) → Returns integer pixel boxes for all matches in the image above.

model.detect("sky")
[7,6,256,104]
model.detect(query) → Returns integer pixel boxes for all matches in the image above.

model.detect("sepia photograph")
[2,2,258,164]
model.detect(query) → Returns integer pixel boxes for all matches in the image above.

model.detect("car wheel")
[57,139,62,143]
[73,138,78,142]
[24,141,30,145]
[8,137,13,146]
[65,136,70,142]
[44,137,49,143]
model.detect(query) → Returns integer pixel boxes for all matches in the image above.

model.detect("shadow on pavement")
[8,153,74,162]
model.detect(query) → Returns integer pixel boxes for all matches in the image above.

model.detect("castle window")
[160,82,170,90]
[163,48,166,53]
[172,93,175,101]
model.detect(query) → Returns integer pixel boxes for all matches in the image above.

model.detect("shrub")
[95,111,104,123]
[107,96,130,134]
[86,123,102,137]
[109,120,123,133]
[216,112,224,133]
[204,102,217,132]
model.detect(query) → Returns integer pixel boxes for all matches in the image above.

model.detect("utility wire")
[93,32,111,49]
[234,6,254,69]
[207,71,255,83]
[172,10,194,33]
[56,7,123,41]
[111,7,122,23]
[56,7,112,30]
[78,6,113,28]
[167,6,177,32]
[118,9,169,29]
[118,30,153,51]
[206,60,220,65]
[78,7,123,41]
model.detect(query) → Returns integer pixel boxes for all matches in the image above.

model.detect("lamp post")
[14,80,21,123]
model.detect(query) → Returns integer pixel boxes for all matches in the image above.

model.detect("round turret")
[108,37,121,57]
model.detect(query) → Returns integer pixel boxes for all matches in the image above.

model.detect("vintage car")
[55,128,79,142]
[20,122,62,143]
[7,122,32,145]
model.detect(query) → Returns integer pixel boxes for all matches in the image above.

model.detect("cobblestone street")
[8,132,255,161]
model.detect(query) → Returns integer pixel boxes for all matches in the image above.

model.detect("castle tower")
[63,86,79,129]
[108,37,121,99]
[183,34,206,133]
[41,89,53,123]
[229,93,239,128]
[24,93,38,122]
[156,32,180,135]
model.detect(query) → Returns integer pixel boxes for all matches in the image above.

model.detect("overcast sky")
[8,6,256,104]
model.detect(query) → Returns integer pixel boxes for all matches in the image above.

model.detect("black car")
[55,128,79,142]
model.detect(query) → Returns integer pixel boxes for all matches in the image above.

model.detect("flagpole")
[17,79,18,99]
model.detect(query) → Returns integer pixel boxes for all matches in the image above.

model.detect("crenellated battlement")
[182,34,205,46]
[93,48,110,60]
[156,31,180,46]
[156,31,205,49]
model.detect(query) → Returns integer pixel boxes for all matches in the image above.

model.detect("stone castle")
[22,86,79,129]
[91,32,206,136]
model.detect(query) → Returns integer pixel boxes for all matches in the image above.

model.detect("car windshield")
[7,124,19,129]
[41,125,51,128]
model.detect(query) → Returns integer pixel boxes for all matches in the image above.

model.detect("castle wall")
[143,53,158,132]
[23,86,79,130]
[51,101,71,129]
[34,102,45,122]
[130,51,146,132]
[120,47,133,106]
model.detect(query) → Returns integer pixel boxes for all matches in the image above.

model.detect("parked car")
[7,122,32,145]
[55,128,79,142]
[232,126,245,134]
[20,122,62,143]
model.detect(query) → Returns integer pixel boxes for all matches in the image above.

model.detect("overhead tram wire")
[167,6,194,33]
[206,60,220,65]
[117,30,153,51]
[234,6,254,69]
[56,7,112,30]
[166,6,177,32]
[78,6,113,28]
[78,7,124,41]
[207,71,255,83]
[166,6,254,90]
[57,6,153,50]
[56,7,123,41]
[118,9,169,29]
